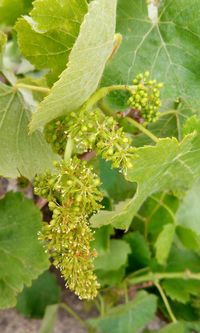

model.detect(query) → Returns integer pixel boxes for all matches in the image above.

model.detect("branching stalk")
[60,303,88,329]
[127,117,159,143]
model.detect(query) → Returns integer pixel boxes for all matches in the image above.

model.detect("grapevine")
[1,1,200,331]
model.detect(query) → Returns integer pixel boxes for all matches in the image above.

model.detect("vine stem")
[59,303,89,329]
[14,83,50,94]
[127,117,159,143]
[127,270,200,285]
[83,85,134,111]
[154,281,177,323]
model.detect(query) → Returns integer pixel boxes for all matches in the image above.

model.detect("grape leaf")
[96,266,125,287]
[176,180,200,235]
[15,0,88,83]
[155,224,176,265]
[137,193,179,240]
[88,291,157,333]
[154,322,186,333]
[16,270,61,318]
[0,83,57,179]
[99,159,136,203]
[91,225,113,255]
[94,239,130,272]
[163,279,200,304]
[0,0,32,26]
[176,226,200,251]
[161,246,200,304]
[29,0,117,132]
[154,322,200,333]
[91,132,200,230]
[0,192,49,309]
[102,0,200,108]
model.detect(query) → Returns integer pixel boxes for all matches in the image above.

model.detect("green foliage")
[94,239,130,271]
[98,159,136,203]
[0,83,57,179]
[16,270,61,318]
[176,180,200,235]
[0,32,6,53]
[91,131,200,230]
[102,0,200,109]
[89,291,157,333]
[2,0,200,330]
[155,224,176,265]
[154,321,200,333]
[15,0,87,83]
[0,192,49,309]
[124,232,151,272]
[0,0,32,26]
[162,247,200,304]
[29,0,117,131]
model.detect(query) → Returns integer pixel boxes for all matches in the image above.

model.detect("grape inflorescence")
[34,157,103,299]
[128,71,163,123]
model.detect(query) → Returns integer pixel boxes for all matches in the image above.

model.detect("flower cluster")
[95,116,134,173]
[44,108,134,174]
[128,71,163,123]
[34,157,103,299]
[68,109,134,174]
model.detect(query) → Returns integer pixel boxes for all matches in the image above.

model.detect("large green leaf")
[91,131,200,230]
[29,0,117,132]
[16,270,61,318]
[0,192,49,309]
[88,291,157,333]
[0,0,32,26]
[0,83,57,179]
[102,0,200,108]
[15,0,88,83]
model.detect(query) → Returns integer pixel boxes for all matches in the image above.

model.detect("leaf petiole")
[154,281,177,323]
[14,83,50,94]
